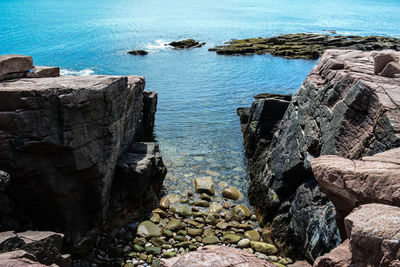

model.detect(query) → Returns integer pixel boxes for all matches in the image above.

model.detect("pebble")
[222,187,241,200]
[159,196,170,210]
[237,238,251,248]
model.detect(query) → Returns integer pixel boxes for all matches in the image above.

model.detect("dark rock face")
[127,50,148,56]
[242,50,400,261]
[209,33,400,59]
[109,142,167,228]
[0,68,166,252]
[168,39,205,49]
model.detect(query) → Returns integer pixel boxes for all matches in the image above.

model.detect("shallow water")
[1,0,400,204]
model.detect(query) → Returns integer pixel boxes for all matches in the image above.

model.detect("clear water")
[1,0,400,203]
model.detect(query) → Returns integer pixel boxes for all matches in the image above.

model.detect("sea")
[1,0,400,203]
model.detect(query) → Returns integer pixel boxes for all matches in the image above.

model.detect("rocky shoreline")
[209,33,400,59]
[238,49,400,265]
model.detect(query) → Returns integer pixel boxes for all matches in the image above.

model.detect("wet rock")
[205,214,219,225]
[168,39,205,49]
[152,208,168,217]
[221,188,241,200]
[209,202,223,213]
[222,234,241,244]
[133,244,144,252]
[194,177,215,195]
[160,246,275,267]
[137,221,162,238]
[244,230,260,241]
[237,238,251,248]
[165,218,181,231]
[250,241,278,255]
[209,33,400,59]
[200,193,212,201]
[228,205,252,221]
[203,236,220,245]
[215,221,229,230]
[127,50,148,56]
[187,228,203,236]
[150,213,161,223]
[166,194,181,203]
[145,246,161,256]
[163,251,176,258]
[159,197,170,210]
[170,204,193,217]
[194,200,209,207]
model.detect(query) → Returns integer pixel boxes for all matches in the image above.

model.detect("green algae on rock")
[209,33,400,59]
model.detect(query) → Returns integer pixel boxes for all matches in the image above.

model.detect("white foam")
[145,39,170,51]
[60,68,95,76]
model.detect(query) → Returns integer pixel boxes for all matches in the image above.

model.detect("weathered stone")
[133,244,144,252]
[221,188,241,200]
[160,246,275,267]
[26,66,60,78]
[194,177,215,195]
[0,55,33,78]
[165,218,181,231]
[137,221,162,238]
[202,236,220,245]
[209,202,223,213]
[250,241,278,255]
[228,204,252,221]
[170,204,192,217]
[289,261,312,267]
[237,238,251,248]
[244,230,260,241]
[150,213,161,223]
[163,251,176,258]
[159,197,170,210]
[194,200,209,207]
[344,204,400,267]
[222,234,241,244]
[187,228,202,236]
[145,246,161,255]
[314,239,351,267]
[380,61,400,78]
[205,214,219,225]
[215,221,229,230]
[0,250,46,267]
[312,148,400,235]
[373,52,397,74]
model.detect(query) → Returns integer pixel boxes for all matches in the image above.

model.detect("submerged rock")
[194,177,215,195]
[209,33,400,59]
[222,187,241,200]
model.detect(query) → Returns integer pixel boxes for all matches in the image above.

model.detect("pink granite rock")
[289,260,312,267]
[313,239,351,267]
[380,61,400,78]
[311,148,400,234]
[373,52,397,74]
[160,246,275,267]
[345,203,400,267]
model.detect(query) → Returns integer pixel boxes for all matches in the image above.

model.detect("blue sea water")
[1,0,400,201]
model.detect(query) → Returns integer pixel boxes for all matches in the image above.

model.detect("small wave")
[145,39,170,51]
[60,69,95,76]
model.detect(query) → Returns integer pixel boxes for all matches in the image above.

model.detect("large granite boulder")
[345,204,400,267]
[160,246,275,267]
[243,50,400,261]
[0,55,33,81]
[313,239,351,267]
[311,148,400,234]
[0,70,165,251]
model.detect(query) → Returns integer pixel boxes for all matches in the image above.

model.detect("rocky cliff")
[239,50,400,261]
[0,55,167,258]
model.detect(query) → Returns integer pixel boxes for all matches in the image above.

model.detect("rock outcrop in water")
[168,39,206,49]
[0,55,166,258]
[210,33,400,59]
[239,49,400,262]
